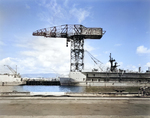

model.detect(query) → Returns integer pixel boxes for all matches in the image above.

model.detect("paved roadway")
[0,97,150,118]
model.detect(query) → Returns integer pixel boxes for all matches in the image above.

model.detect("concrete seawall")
[0,92,146,97]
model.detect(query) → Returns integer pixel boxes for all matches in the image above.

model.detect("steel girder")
[70,36,84,72]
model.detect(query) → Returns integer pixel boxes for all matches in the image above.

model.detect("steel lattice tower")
[70,36,84,72]
[32,24,105,72]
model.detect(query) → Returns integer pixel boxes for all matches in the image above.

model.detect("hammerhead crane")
[33,24,105,72]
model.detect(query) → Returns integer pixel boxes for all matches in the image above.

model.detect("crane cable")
[85,50,103,64]
[84,50,103,71]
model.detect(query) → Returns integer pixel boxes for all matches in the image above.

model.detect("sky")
[0,0,150,76]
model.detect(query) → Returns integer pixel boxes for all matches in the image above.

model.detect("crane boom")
[4,65,21,78]
[33,24,105,72]
[33,24,105,39]
[4,65,17,74]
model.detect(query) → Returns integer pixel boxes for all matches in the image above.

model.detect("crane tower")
[33,24,105,72]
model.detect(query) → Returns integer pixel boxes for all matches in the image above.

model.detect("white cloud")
[69,6,90,23]
[37,0,91,24]
[118,62,123,67]
[104,51,109,54]
[104,62,111,69]
[14,36,70,74]
[37,0,66,26]
[84,43,95,51]
[145,62,150,67]
[114,44,122,47]
[0,57,18,74]
[123,64,139,72]
[45,0,65,19]
[136,45,150,54]
[0,41,5,45]
[25,4,30,9]
[64,0,68,7]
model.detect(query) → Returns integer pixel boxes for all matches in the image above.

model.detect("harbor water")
[0,85,85,93]
[0,85,140,93]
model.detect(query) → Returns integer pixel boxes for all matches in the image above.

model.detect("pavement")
[0,97,150,118]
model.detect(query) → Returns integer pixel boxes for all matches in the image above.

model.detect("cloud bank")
[136,45,150,54]
[37,0,91,25]
[0,0,92,75]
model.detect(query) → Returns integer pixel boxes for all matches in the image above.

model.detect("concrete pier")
[0,91,150,118]
[0,96,150,118]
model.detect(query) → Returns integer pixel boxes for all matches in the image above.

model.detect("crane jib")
[33,24,105,39]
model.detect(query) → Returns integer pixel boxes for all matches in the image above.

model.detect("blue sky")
[0,0,150,75]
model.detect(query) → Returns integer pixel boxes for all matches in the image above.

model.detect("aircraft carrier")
[60,53,150,86]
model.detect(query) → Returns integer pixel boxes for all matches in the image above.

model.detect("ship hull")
[60,80,150,87]
[60,72,150,87]
[0,82,23,86]
[0,74,23,86]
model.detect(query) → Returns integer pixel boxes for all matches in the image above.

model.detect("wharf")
[0,96,150,118]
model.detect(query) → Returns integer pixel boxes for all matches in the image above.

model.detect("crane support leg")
[70,36,84,72]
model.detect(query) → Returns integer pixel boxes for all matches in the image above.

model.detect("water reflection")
[59,86,85,93]
[0,85,139,93]
[22,85,85,93]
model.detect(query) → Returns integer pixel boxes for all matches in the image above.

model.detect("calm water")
[0,85,139,93]
[23,85,85,92]
[0,85,85,93]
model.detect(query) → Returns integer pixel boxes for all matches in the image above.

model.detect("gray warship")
[60,53,150,86]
